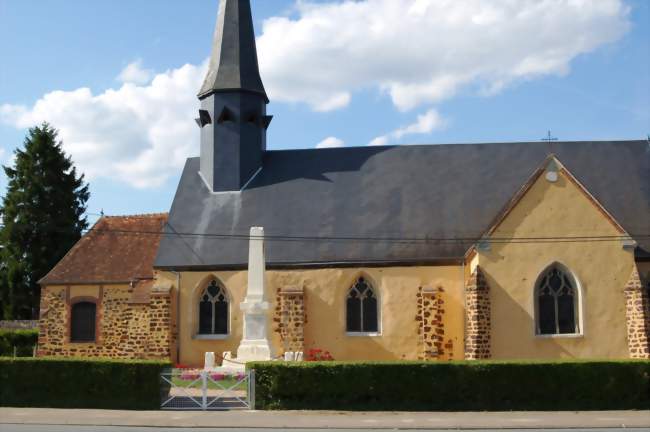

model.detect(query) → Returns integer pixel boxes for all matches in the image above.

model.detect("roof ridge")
[265,139,646,153]
[102,212,169,219]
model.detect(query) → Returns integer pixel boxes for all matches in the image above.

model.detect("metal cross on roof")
[541,130,558,143]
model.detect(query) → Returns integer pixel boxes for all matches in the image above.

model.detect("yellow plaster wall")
[479,170,635,359]
[158,266,466,367]
[158,270,248,366]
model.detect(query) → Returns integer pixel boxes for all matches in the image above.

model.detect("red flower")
[305,348,335,362]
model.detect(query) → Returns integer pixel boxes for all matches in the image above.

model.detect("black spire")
[198,0,268,102]
[197,0,272,193]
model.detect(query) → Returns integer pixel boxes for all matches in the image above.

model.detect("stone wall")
[274,285,305,354]
[416,286,446,360]
[0,320,39,330]
[464,266,491,360]
[624,267,649,359]
[37,284,172,360]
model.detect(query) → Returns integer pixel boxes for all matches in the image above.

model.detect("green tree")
[0,123,89,319]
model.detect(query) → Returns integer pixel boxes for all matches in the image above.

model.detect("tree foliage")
[0,123,89,319]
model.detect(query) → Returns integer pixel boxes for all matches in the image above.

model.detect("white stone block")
[204,352,215,370]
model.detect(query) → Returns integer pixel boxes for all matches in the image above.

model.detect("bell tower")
[197,0,272,192]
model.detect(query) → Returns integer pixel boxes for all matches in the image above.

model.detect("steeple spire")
[198,0,268,102]
[196,0,271,193]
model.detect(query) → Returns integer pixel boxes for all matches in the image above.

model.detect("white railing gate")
[161,369,255,411]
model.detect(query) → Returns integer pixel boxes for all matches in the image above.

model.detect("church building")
[38,0,650,365]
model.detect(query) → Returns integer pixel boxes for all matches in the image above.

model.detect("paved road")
[1,409,649,430]
[2,428,650,432]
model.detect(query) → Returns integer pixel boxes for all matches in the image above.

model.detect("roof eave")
[40,277,154,287]
[154,257,465,272]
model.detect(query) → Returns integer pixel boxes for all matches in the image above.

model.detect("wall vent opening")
[195,109,212,128]
[217,107,235,124]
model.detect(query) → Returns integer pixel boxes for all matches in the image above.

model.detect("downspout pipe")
[461,256,467,360]
[170,270,181,365]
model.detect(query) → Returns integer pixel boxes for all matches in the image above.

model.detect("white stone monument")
[236,226,273,362]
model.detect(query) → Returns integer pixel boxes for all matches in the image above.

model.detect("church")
[37,0,650,365]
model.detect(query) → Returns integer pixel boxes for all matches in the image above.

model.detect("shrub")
[0,357,169,410]
[248,360,650,411]
[0,329,38,357]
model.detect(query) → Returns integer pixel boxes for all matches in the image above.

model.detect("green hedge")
[249,360,650,411]
[0,329,38,357]
[0,357,169,410]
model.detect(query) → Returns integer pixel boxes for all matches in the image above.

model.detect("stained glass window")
[198,280,229,335]
[536,266,579,335]
[346,277,379,333]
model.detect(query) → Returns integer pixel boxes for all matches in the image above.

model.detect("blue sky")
[0,0,648,220]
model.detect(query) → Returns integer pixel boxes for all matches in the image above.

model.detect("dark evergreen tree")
[0,123,89,319]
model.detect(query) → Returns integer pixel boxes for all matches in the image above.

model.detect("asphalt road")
[1,427,649,432]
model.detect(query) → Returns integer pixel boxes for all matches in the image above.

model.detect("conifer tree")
[0,123,89,319]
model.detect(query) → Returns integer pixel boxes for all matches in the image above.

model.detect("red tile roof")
[40,213,168,285]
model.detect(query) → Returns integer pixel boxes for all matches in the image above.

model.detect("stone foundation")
[624,267,649,359]
[275,285,305,354]
[37,284,172,360]
[465,266,491,359]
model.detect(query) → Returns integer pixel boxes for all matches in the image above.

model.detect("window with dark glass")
[536,266,579,335]
[346,277,378,333]
[70,302,96,342]
[198,280,229,335]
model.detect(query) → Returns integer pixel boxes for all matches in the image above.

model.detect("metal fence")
[160,369,255,410]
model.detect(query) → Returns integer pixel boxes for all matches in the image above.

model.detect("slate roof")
[154,140,650,270]
[41,214,168,285]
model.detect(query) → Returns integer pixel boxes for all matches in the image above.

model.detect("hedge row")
[0,329,38,356]
[249,360,650,411]
[0,357,169,410]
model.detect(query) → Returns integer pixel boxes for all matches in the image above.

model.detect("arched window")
[535,264,580,335]
[346,277,379,333]
[198,279,229,335]
[70,302,96,342]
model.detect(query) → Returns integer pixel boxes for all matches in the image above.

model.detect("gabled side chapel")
[38,0,650,364]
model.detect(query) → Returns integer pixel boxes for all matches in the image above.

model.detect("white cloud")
[1,63,207,188]
[117,60,154,85]
[316,136,345,148]
[0,0,631,189]
[368,136,389,147]
[258,0,629,111]
[369,109,446,146]
[393,109,446,140]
